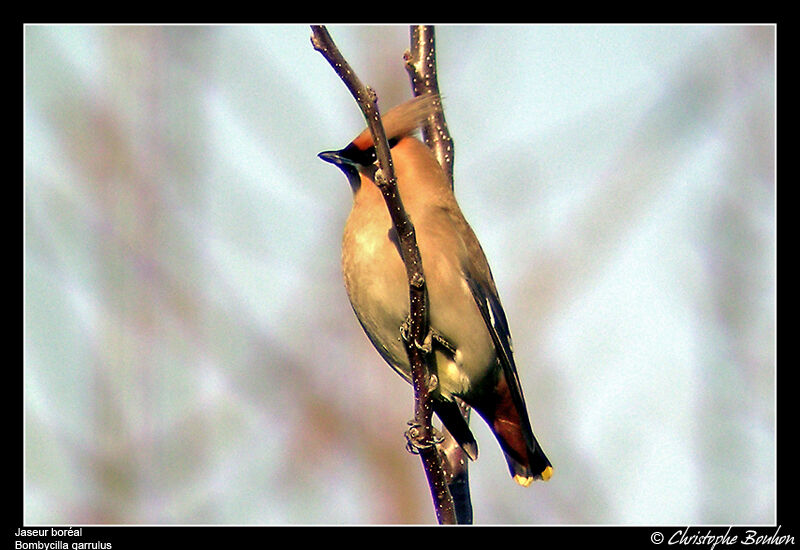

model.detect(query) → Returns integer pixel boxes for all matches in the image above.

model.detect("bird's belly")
[342,223,495,399]
[342,224,411,376]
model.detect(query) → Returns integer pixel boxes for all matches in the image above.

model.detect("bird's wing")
[460,239,537,453]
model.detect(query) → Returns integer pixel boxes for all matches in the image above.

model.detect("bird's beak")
[319,148,362,191]
[318,149,352,167]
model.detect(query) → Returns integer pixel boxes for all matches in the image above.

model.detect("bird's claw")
[399,317,433,354]
[404,421,444,455]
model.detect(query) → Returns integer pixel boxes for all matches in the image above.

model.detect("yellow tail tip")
[513,474,534,487]
[513,466,553,486]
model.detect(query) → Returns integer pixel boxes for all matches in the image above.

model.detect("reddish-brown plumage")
[468,370,551,484]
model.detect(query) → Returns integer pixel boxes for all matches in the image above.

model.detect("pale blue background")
[24,24,775,525]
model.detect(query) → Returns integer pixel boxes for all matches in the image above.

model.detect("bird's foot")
[404,421,445,455]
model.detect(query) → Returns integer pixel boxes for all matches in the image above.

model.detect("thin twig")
[404,25,455,187]
[405,25,472,525]
[310,25,456,525]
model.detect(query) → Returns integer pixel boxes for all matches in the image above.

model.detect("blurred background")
[24,24,775,525]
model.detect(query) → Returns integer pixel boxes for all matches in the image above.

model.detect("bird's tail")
[472,370,553,486]
[503,432,553,487]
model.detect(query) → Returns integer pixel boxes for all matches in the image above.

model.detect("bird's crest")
[351,93,440,151]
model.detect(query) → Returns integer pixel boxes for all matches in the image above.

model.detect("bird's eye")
[342,138,400,167]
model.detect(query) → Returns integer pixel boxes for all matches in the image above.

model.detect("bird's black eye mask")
[319,137,401,193]
[339,138,400,167]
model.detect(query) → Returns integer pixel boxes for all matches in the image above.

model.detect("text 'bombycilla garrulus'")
[319,93,552,486]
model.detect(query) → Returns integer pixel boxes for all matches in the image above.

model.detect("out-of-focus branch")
[404,25,455,187]
[405,25,472,525]
[310,25,456,525]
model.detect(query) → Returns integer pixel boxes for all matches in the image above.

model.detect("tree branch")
[310,25,456,525]
[404,25,456,187]
[405,25,473,525]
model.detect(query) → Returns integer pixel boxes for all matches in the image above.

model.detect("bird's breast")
[341,202,497,399]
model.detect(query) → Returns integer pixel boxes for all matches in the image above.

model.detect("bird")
[319,93,552,486]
